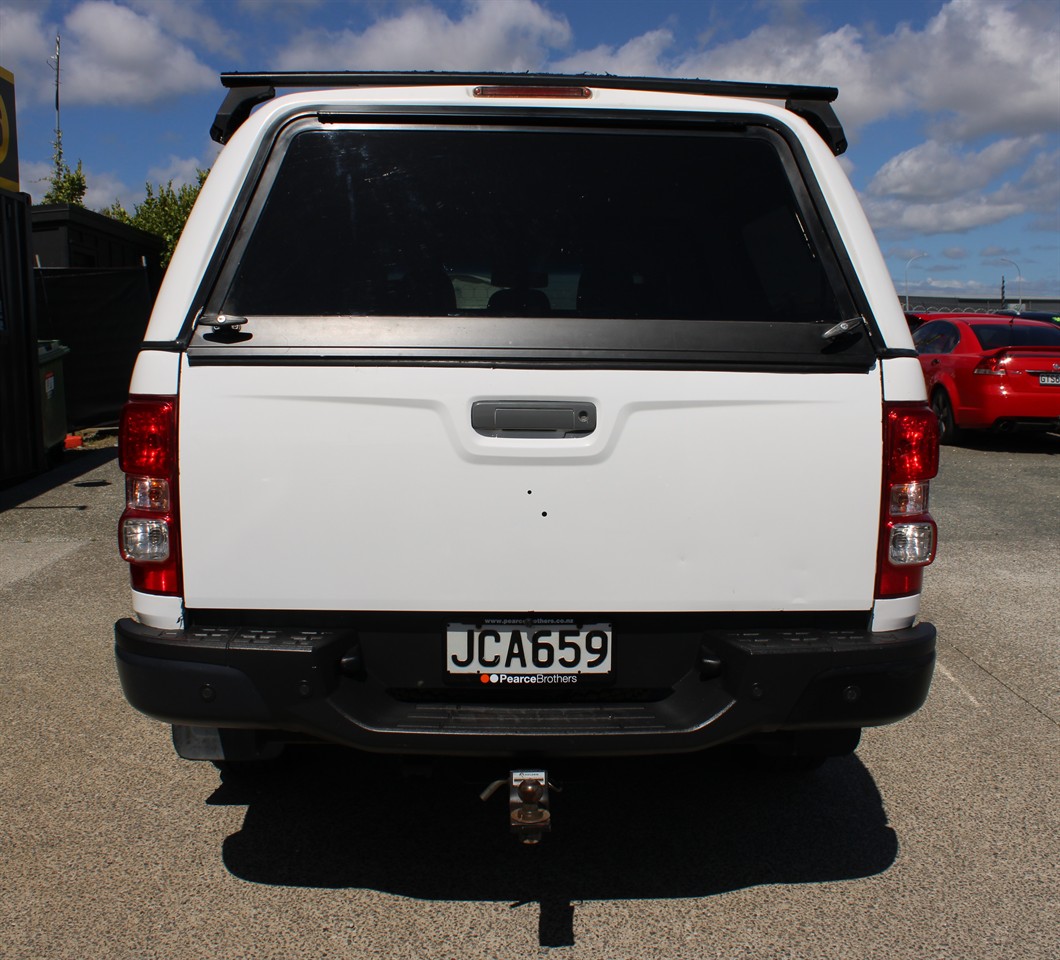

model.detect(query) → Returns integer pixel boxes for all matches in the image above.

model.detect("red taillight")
[118,396,181,596]
[885,405,939,482]
[877,403,939,599]
[119,398,176,475]
[973,354,1007,376]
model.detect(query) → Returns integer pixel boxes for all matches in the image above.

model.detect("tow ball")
[481,769,555,844]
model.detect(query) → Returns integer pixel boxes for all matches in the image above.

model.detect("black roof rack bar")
[211,84,275,145]
[220,71,838,102]
[211,71,846,154]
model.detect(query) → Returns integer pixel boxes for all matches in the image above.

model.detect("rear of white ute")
[115,74,937,776]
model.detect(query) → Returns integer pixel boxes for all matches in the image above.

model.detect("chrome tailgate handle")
[471,401,596,438]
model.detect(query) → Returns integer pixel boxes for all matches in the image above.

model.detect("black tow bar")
[481,769,555,844]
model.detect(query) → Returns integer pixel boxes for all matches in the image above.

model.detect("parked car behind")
[912,314,1060,442]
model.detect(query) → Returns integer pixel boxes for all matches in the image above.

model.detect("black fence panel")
[0,190,43,484]
[34,266,154,427]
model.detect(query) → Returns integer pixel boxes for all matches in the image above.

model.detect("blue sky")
[1,0,1058,301]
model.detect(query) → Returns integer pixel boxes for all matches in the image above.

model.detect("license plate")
[1039,374,1060,386]
[446,622,612,677]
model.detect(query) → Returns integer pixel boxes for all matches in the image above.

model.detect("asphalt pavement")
[1,431,1057,959]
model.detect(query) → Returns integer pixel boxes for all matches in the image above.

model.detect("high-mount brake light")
[118,396,182,595]
[473,85,591,99]
[877,403,939,599]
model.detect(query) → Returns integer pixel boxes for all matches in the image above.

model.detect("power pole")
[49,34,62,179]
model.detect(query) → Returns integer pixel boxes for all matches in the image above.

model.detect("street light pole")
[1000,258,1022,310]
[904,254,926,311]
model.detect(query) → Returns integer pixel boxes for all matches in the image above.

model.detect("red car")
[912,314,1060,442]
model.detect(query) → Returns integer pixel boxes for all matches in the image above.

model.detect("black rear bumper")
[114,615,935,757]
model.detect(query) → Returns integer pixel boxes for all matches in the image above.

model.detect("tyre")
[931,389,962,445]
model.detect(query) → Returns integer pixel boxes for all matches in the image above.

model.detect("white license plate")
[1039,374,1060,386]
[446,622,612,676]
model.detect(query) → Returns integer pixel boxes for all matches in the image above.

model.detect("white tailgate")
[178,362,882,612]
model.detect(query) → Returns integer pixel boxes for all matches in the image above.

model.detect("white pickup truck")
[114,73,938,834]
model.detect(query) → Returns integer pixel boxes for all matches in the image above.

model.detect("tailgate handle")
[471,401,596,438]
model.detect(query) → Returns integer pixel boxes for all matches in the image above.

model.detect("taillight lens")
[473,85,591,99]
[119,398,176,475]
[885,405,939,482]
[877,403,939,598]
[119,396,181,595]
[973,354,1007,376]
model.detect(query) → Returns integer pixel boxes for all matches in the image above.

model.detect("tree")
[103,169,209,268]
[42,130,87,205]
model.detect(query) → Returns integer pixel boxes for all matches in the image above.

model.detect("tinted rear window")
[221,125,846,327]
[971,323,1060,349]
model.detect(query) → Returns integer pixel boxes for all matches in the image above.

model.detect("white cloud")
[551,0,1059,147]
[146,153,207,188]
[902,0,1060,140]
[127,0,238,57]
[0,1,220,106]
[19,158,57,205]
[552,28,676,77]
[887,245,928,262]
[84,166,136,210]
[276,0,572,72]
[681,23,905,132]
[864,193,1026,236]
[867,138,1041,202]
[1000,149,1060,231]
[919,276,999,293]
[554,18,907,133]
[0,3,59,104]
[18,155,137,210]
[61,1,216,105]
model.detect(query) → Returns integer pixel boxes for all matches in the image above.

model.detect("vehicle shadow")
[950,430,1059,455]
[0,445,118,508]
[213,747,898,947]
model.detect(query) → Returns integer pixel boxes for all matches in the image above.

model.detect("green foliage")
[42,131,87,205]
[104,169,209,268]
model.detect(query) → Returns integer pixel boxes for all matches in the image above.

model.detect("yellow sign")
[0,65,19,193]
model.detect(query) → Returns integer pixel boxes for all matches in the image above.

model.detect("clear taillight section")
[876,403,939,598]
[118,396,181,595]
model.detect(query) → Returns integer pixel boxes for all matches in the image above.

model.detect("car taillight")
[973,354,1007,376]
[876,402,939,599]
[118,396,181,595]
